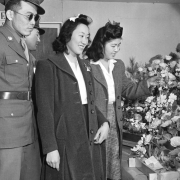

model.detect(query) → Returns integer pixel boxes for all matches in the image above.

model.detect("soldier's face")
[11,1,37,36]
[25,28,40,51]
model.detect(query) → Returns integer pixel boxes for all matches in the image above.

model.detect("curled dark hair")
[86,21,123,61]
[52,14,92,54]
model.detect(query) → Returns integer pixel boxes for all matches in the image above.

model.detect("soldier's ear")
[6,10,14,21]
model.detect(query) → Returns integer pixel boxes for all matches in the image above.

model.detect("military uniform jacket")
[0,25,35,148]
[35,53,108,180]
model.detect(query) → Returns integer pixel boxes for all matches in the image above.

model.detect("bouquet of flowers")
[125,53,180,170]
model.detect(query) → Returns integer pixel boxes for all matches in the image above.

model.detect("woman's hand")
[94,122,109,144]
[46,150,60,171]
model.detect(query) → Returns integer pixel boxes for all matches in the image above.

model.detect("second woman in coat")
[35,14,109,180]
[86,22,159,180]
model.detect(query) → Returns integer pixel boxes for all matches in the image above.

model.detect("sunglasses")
[13,11,40,22]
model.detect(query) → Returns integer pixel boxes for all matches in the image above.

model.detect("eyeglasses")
[13,11,40,22]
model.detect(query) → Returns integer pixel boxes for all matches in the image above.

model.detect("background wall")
[1,1,180,67]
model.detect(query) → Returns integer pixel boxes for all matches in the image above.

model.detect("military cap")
[0,0,45,15]
[34,20,45,35]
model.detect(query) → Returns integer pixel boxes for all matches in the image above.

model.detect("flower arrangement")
[124,52,180,170]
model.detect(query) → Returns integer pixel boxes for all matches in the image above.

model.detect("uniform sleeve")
[120,60,151,100]
[35,60,58,154]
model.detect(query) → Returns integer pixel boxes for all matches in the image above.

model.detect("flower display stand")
[123,130,142,147]
[129,158,180,180]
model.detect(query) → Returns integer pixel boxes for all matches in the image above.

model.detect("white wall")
[1,1,180,67]
[61,1,180,66]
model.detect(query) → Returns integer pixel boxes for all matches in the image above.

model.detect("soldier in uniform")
[0,0,45,180]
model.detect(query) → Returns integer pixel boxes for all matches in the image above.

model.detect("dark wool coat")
[35,53,108,180]
[90,59,151,172]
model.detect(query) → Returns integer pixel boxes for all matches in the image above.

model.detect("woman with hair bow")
[86,21,159,180]
[35,14,109,180]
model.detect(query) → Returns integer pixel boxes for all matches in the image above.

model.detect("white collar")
[90,59,117,65]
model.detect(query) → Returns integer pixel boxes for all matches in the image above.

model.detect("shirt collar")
[90,59,117,65]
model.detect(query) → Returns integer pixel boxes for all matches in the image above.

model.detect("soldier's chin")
[23,29,33,36]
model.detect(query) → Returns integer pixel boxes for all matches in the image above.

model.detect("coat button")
[91,100,94,105]
[117,96,120,99]
[89,81,92,85]
[91,110,95,114]
[118,106,121,109]
[90,129,94,134]
[11,113,14,116]
[90,91,93,95]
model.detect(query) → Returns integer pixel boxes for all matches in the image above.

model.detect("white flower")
[138,67,143,72]
[165,55,172,60]
[139,146,147,154]
[151,108,155,115]
[161,120,172,127]
[168,93,177,104]
[159,62,167,69]
[148,67,153,71]
[149,71,155,77]
[168,72,176,81]
[152,59,161,65]
[138,137,144,145]
[157,94,167,104]
[145,111,152,122]
[150,119,162,129]
[69,14,80,22]
[121,101,124,107]
[146,96,154,103]
[170,136,180,147]
[144,134,152,145]
[131,145,141,152]
[140,123,146,129]
[136,106,143,112]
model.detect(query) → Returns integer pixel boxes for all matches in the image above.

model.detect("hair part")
[52,14,92,54]
[86,21,123,61]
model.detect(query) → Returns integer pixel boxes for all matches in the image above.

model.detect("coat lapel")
[48,53,76,79]
[91,64,108,90]
[0,26,27,60]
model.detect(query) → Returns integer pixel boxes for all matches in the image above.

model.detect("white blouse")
[64,53,87,104]
[91,59,116,104]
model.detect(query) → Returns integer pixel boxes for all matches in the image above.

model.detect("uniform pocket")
[0,103,25,117]
[5,55,25,84]
[0,101,33,147]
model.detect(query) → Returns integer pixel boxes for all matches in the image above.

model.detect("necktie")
[20,38,29,61]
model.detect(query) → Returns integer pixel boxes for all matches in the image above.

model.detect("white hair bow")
[69,14,80,22]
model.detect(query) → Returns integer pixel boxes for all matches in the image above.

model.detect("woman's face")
[67,23,90,56]
[103,38,121,60]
